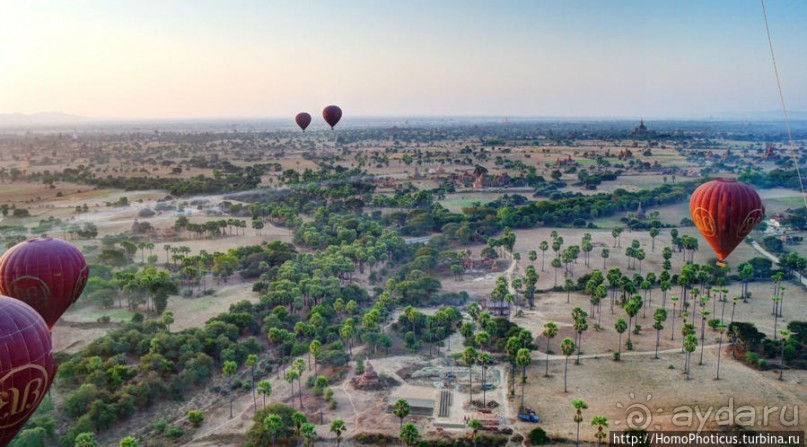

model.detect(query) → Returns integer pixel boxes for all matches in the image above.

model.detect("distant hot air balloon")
[0,296,55,447]
[322,105,342,129]
[0,238,89,329]
[295,112,312,131]
[689,179,765,263]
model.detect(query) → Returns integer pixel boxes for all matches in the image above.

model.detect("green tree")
[463,346,477,405]
[560,337,576,393]
[572,399,589,447]
[400,422,420,447]
[74,433,98,447]
[264,414,284,445]
[683,333,698,380]
[161,310,174,332]
[119,437,138,447]
[516,348,532,409]
[393,398,411,432]
[468,419,484,447]
[542,321,558,377]
[330,419,346,447]
[188,410,204,427]
[292,411,308,440]
[314,376,329,423]
[614,318,627,360]
[592,416,609,447]
[301,423,317,447]
[222,360,238,418]
[246,354,258,411]
[653,308,667,359]
[257,379,272,409]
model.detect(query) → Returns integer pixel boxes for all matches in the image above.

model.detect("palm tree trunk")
[563,356,569,392]
[545,340,551,377]
[651,329,659,359]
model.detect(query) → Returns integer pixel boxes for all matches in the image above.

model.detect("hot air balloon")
[322,105,342,129]
[295,112,312,131]
[689,179,765,263]
[0,296,55,447]
[0,238,89,329]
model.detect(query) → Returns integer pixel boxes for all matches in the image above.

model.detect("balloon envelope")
[295,112,312,131]
[689,179,765,262]
[322,105,342,129]
[0,238,89,329]
[0,296,55,447]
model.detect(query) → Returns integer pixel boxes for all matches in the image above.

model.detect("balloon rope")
[761,0,807,209]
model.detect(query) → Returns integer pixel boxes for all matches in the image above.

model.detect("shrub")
[188,410,204,427]
[166,427,185,438]
[529,427,550,445]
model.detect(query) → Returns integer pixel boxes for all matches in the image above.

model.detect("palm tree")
[715,323,727,379]
[120,437,138,447]
[779,329,793,381]
[516,348,531,409]
[670,296,679,340]
[551,258,562,287]
[257,379,272,409]
[683,334,698,380]
[292,411,308,441]
[301,423,317,447]
[478,351,493,407]
[246,354,258,410]
[539,241,549,271]
[592,416,609,447]
[293,358,306,408]
[475,331,491,406]
[560,337,576,393]
[393,398,411,444]
[330,419,346,447]
[572,399,589,446]
[314,376,329,423]
[542,322,558,377]
[222,360,237,418]
[309,340,323,375]
[285,368,299,404]
[601,248,610,269]
[463,346,477,405]
[400,422,420,447]
[468,419,484,447]
[264,414,283,445]
[624,296,642,343]
[614,318,627,360]
[573,316,588,365]
[162,310,174,332]
[653,308,667,359]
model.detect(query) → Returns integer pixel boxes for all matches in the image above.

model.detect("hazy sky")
[1,0,805,119]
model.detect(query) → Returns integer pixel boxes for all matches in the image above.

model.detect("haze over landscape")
[1,2,806,447]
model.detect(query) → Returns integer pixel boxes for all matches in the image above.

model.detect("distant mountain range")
[0,112,86,126]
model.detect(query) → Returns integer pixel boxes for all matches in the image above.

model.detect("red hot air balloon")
[322,105,342,129]
[0,296,55,447]
[295,112,312,131]
[0,238,89,329]
[689,179,765,263]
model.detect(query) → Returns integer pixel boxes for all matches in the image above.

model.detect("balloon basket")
[716,261,727,268]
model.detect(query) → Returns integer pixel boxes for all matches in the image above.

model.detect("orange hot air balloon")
[689,179,765,262]
[295,112,312,131]
[322,105,342,129]
[0,296,55,447]
[0,238,89,329]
